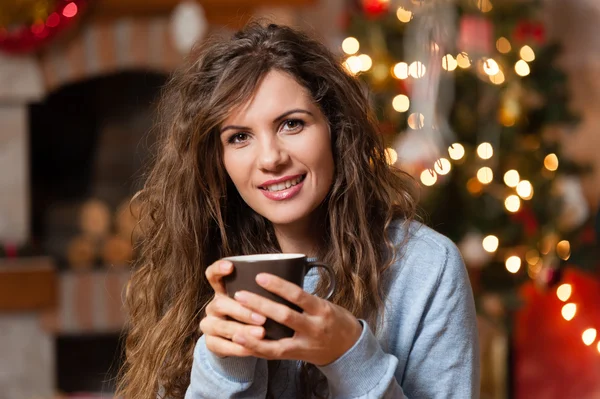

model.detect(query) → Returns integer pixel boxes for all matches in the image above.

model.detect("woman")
[117,22,480,399]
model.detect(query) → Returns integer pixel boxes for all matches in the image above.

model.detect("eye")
[227,132,250,145]
[281,119,305,132]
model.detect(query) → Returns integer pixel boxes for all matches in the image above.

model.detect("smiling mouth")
[260,175,306,192]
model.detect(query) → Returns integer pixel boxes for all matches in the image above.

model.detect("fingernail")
[220,261,232,272]
[256,274,268,285]
[249,327,264,338]
[251,313,266,324]
[234,291,248,303]
[232,334,246,345]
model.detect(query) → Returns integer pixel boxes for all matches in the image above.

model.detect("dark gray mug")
[223,253,335,340]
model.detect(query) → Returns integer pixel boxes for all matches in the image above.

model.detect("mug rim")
[223,253,306,262]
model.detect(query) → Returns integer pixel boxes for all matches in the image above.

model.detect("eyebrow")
[220,109,314,134]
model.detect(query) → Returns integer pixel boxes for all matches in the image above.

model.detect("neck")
[273,214,324,258]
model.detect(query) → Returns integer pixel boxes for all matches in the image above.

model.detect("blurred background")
[0,0,599,398]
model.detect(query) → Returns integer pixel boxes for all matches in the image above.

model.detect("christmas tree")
[342,0,597,321]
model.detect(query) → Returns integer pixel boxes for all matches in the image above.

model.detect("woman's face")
[220,70,334,229]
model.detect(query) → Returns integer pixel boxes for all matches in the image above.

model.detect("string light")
[385,148,398,165]
[496,37,511,53]
[503,170,520,187]
[448,143,465,160]
[525,249,540,265]
[505,194,521,212]
[372,63,388,82]
[556,284,572,302]
[409,61,427,78]
[489,70,505,85]
[407,113,425,129]
[342,37,360,55]
[520,45,535,62]
[344,56,362,75]
[482,235,499,252]
[396,7,413,22]
[476,142,494,159]
[482,58,500,76]
[582,328,597,346]
[597,341,600,354]
[556,240,571,260]
[457,53,471,68]
[544,153,559,171]
[442,54,458,71]
[561,303,577,321]
[505,256,521,273]
[420,170,437,186]
[477,167,493,184]
[392,94,410,112]
[434,158,452,175]
[63,2,78,18]
[477,0,493,12]
[467,178,483,195]
[516,180,533,199]
[515,60,531,76]
[393,62,409,79]
[358,54,373,71]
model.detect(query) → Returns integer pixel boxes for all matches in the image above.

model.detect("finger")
[205,260,233,294]
[255,273,321,313]
[233,290,309,333]
[205,334,255,358]
[231,331,293,360]
[205,295,267,325]
[200,316,265,340]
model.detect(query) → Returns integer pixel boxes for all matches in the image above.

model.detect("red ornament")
[513,20,546,45]
[362,0,390,18]
[458,15,493,54]
[0,0,88,55]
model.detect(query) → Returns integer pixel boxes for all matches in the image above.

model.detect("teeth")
[266,176,303,192]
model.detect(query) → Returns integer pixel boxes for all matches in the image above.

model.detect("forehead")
[223,70,314,125]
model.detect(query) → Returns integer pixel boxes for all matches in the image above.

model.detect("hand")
[230,273,363,366]
[199,260,268,358]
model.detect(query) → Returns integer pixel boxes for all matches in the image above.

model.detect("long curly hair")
[116,22,419,399]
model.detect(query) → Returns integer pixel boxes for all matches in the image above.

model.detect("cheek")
[223,150,249,188]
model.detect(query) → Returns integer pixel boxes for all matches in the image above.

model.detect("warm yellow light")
[482,235,499,253]
[503,170,520,187]
[392,94,410,112]
[457,53,471,68]
[467,178,483,195]
[372,63,388,82]
[556,240,571,260]
[490,70,505,85]
[393,62,409,79]
[515,60,531,76]
[582,328,597,346]
[505,195,521,213]
[496,37,511,53]
[597,341,600,353]
[477,167,493,184]
[448,143,465,160]
[516,180,533,200]
[556,284,572,302]
[407,112,425,129]
[409,61,427,78]
[505,256,521,273]
[420,170,437,186]
[528,260,543,279]
[562,303,577,321]
[482,58,500,76]
[477,142,494,160]
[396,7,413,22]
[344,56,362,75]
[434,158,452,175]
[526,249,540,265]
[342,37,360,55]
[442,54,458,71]
[358,54,373,71]
[477,0,493,12]
[385,148,398,165]
[520,45,535,62]
[544,153,559,171]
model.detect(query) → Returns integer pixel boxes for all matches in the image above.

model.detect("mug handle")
[306,262,335,300]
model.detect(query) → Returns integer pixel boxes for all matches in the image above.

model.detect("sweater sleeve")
[184,335,268,398]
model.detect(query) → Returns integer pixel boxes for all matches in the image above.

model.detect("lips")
[258,174,306,201]
[260,175,306,192]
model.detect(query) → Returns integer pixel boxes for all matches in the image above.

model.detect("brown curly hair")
[116,21,418,399]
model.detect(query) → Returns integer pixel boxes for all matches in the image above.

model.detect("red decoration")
[458,15,493,54]
[511,206,539,238]
[0,0,88,55]
[514,268,600,398]
[362,0,390,18]
[513,20,546,45]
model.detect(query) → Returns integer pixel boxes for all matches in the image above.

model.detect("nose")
[256,135,290,171]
